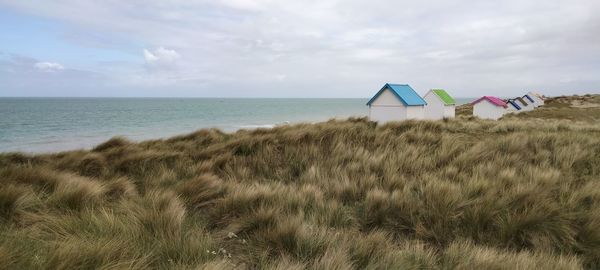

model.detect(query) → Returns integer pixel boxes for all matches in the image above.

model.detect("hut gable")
[472,96,507,120]
[524,95,535,103]
[527,92,545,106]
[515,97,527,106]
[507,99,522,110]
[515,97,534,111]
[524,93,542,107]
[505,99,522,114]
[424,89,456,120]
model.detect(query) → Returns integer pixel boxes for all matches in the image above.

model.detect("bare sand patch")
[571,100,600,108]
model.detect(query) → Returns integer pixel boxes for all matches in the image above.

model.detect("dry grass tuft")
[129,190,186,238]
[0,185,31,222]
[48,174,106,210]
[76,153,109,177]
[176,174,225,210]
[92,136,131,152]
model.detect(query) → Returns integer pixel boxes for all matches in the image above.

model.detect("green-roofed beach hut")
[423,89,456,120]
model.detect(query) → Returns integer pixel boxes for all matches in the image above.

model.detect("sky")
[0,0,599,98]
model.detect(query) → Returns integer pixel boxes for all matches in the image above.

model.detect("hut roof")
[507,99,522,110]
[523,94,535,103]
[516,97,528,105]
[366,84,427,106]
[528,92,545,100]
[430,89,456,105]
[471,96,508,108]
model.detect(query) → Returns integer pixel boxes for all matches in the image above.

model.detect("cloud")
[137,47,187,86]
[34,62,65,72]
[1,0,599,97]
[143,47,179,64]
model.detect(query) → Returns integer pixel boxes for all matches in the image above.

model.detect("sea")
[0,97,473,153]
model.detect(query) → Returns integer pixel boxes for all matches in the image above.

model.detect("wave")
[239,121,290,129]
[239,124,276,129]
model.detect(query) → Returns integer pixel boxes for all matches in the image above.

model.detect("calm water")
[0,97,473,153]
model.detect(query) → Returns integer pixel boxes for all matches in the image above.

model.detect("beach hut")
[527,92,545,106]
[472,96,507,120]
[515,97,534,112]
[366,83,427,123]
[523,94,539,108]
[505,99,522,114]
[423,89,456,120]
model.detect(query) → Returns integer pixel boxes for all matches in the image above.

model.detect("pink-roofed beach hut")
[472,96,507,120]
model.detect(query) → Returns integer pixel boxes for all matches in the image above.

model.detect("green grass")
[1,95,600,269]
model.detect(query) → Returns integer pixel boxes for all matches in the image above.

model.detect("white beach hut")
[366,83,427,123]
[505,99,523,114]
[423,89,456,120]
[515,97,534,112]
[472,96,507,120]
[527,92,545,106]
[523,94,540,108]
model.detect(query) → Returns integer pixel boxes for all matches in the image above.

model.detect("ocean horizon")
[0,97,474,153]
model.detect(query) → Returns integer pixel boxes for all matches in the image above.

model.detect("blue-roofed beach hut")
[366,83,427,123]
[515,97,534,111]
[523,94,540,107]
[506,99,522,114]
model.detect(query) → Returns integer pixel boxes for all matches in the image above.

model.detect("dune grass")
[1,95,600,269]
[457,94,600,122]
[509,95,600,122]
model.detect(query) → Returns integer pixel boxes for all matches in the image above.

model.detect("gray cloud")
[0,0,599,97]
